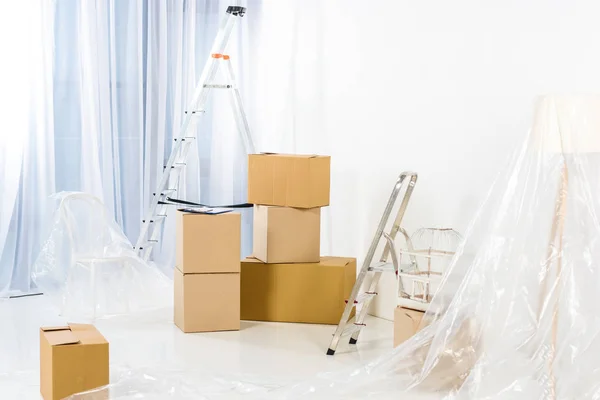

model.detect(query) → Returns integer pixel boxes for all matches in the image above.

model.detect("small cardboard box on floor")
[40,324,109,400]
[240,257,356,324]
[174,209,241,333]
[253,205,320,263]
[247,153,331,208]
[394,306,424,347]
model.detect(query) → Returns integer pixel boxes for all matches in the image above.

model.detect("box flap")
[402,309,423,322]
[243,256,355,267]
[67,323,95,331]
[319,256,355,267]
[68,323,109,345]
[257,152,320,158]
[44,328,81,346]
[243,256,265,264]
[399,305,427,315]
[41,326,71,332]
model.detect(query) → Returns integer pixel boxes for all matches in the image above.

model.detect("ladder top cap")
[226,6,246,17]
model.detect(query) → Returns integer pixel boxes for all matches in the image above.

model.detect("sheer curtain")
[0,1,55,297]
[0,0,257,296]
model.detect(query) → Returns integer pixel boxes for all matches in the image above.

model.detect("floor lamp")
[532,94,600,398]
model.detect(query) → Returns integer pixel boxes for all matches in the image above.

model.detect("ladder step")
[368,262,395,272]
[345,292,377,306]
[368,262,416,273]
[169,163,186,170]
[153,189,177,197]
[142,215,167,223]
[138,240,159,250]
[341,323,366,337]
[204,83,232,89]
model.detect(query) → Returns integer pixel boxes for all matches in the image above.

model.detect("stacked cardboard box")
[174,210,241,333]
[242,153,356,324]
[248,153,330,263]
[241,256,356,324]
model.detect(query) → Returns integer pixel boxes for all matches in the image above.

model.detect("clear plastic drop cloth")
[268,94,600,399]
[67,94,600,399]
[65,368,290,400]
[31,192,172,321]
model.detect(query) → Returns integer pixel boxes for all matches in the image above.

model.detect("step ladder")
[134,6,255,261]
[327,172,418,355]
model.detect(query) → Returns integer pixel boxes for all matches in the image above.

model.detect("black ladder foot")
[326,348,335,356]
[349,338,358,345]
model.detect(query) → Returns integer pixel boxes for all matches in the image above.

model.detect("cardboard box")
[176,210,241,274]
[394,306,424,347]
[174,267,240,333]
[40,324,109,400]
[253,205,320,263]
[240,256,356,324]
[248,153,330,208]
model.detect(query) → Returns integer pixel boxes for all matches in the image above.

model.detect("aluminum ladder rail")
[327,172,418,355]
[134,6,255,261]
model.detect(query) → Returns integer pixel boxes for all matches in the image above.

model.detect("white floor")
[0,295,394,399]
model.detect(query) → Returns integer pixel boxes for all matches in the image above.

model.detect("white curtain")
[0,0,258,296]
[0,1,56,297]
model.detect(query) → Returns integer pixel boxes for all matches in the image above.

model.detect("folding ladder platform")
[327,172,419,355]
[134,5,255,261]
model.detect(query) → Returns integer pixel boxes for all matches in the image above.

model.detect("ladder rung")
[368,262,415,273]
[153,189,177,197]
[341,323,366,337]
[345,292,377,306]
[184,110,205,114]
[204,83,232,89]
[138,240,159,250]
[368,262,394,272]
[142,215,167,223]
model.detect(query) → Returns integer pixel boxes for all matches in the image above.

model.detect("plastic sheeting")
[62,94,600,399]
[280,94,600,399]
[32,192,172,320]
[251,94,600,399]
[64,369,289,399]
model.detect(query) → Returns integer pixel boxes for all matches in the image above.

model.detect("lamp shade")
[531,94,600,154]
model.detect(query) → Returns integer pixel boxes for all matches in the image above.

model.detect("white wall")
[245,0,600,320]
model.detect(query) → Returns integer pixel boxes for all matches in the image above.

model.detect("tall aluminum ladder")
[327,172,418,355]
[134,6,255,261]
